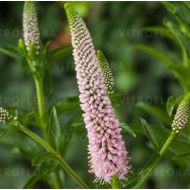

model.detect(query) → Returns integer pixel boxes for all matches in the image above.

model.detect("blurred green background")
[0,1,188,188]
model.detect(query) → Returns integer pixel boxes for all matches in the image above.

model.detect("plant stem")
[33,75,48,140]
[56,155,88,188]
[33,72,64,188]
[159,131,175,156]
[55,171,63,189]
[136,131,176,188]
[32,70,87,188]
[11,121,89,189]
[111,175,121,189]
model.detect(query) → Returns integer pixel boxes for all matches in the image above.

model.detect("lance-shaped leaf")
[48,107,62,152]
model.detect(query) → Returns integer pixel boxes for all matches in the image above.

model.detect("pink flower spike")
[65,3,131,183]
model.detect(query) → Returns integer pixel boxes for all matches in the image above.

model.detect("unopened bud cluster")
[172,99,190,133]
[97,50,114,95]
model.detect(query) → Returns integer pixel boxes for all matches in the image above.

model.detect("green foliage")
[140,118,160,152]
[136,2,190,92]
[0,46,21,61]
[0,126,42,161]
[23,152,58,188]
[166,96,182,117]
[47,45,72,64]
[137,101,171,124]
[52,96,80,115]
[60,111,84,155]
[120,122,136,138]
[48,107,62,152]
[132,8,190,187]
[65,2,91,16]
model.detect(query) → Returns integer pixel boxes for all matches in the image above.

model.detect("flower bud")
[23,1,40,53]
[97,50,114,95]
[172,98,190,133]
[0,108,11,124]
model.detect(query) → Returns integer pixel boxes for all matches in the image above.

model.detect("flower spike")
[65,3,130,183]
[23,1,40,52]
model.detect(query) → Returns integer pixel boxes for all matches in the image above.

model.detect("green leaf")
[0,128,42,161]
[169,64,190,92]
[133,44,190,91]
[48,107,62,152]
[32,152,56,167]
[53,96,80,115]
[184,2,190,10]
[140,118,160,151]
[120,122,136,138]
[124,172,141,189]
[63,2,91,16]
[163,19,190,63]
[0,125,13,137]
[0,46,20,61]
[48,45,72,63]
[166,96,177,117]
[134,44,175,67]
[23,170,49,189]
[166,96,183,117]
[133,154,160,188]
[24,152,58,188]
[124,153,159,188]
[163,2,190,28]
[132,119,190,163]
[171,133,190,160]
[143,26,176,41]
[173,151,190,160]
[137,102,171,124]
[18,38,26,54]
[18,137,42,160]
[20,110,38,127]
[109,93,122,108]
[162,2,175,13]
[61,111,84,155]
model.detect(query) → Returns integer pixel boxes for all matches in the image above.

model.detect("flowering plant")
[0,1,190,189]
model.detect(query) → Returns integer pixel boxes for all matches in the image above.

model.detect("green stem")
[56,155,88,188]
[33,75,48,140]
[159,131,175,156]
[136,131,176,188]
[51,172,62,189]
[135,158,159,188]
[33,73,61,187]
[55,171,63,189]
[12,121,89,189]
[111,175,121,189]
